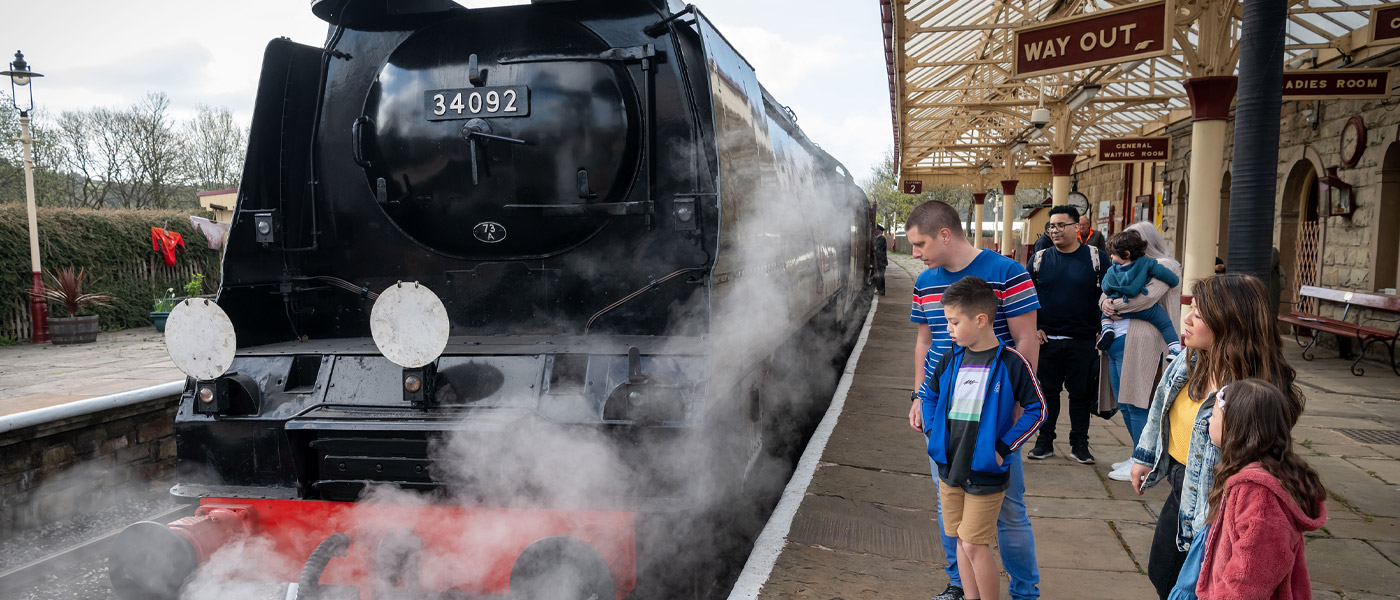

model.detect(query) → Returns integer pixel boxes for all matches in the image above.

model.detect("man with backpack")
[1024,206,1108,465]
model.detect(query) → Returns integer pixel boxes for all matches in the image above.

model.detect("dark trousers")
[1034,338,1096,446]
[873,266,886,295]
[1148,458,1190,599]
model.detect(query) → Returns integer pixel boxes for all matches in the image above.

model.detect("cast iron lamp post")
[2,51,48,343]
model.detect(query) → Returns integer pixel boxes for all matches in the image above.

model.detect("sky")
[4,0,892,182]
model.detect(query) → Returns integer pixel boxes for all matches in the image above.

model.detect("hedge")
[0,205,222,339]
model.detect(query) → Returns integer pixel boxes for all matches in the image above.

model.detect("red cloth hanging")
[151,227,187,267]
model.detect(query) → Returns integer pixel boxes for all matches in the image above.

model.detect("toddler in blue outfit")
[1098,229,1182,358]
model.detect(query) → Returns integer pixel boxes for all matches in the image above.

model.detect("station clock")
[1340,115,1366,168]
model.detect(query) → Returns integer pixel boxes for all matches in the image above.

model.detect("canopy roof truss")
[884,0,1398,181]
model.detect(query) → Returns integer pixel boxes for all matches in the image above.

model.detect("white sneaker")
[1111,459,1130,470]
[1108,463,1133,481]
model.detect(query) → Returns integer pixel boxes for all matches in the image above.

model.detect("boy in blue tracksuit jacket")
[919,276,1046,600]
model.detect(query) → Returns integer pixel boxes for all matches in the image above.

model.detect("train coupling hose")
[296,532,351,600]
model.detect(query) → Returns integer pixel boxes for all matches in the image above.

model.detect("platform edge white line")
[0,380,186,435]
[726,298,880,600]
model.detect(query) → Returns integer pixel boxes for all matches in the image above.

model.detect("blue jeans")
[1108,335,1126,398]
[1120,404,1150,449]
[1123,304,1179,346]
[934,451,1039,599]
[1108,335,1150,448]
[1167,524,1209,600]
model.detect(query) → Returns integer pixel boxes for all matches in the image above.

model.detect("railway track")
[0,503,193,598]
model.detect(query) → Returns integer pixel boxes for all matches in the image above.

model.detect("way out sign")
[903,180,924,194]
[1013,0,1171,79]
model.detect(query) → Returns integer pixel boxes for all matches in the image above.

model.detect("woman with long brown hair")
[1127,274,1304,599]
[1195,379,1326,600]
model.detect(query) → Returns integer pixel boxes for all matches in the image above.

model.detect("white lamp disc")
[371,282,450,368]
[165,298,237,380]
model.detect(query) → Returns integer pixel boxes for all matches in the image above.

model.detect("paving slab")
[1037,567,1156,599]
[787,494,941,563]
[823,411,932,475]
[0,327,182,417]
[1027,518,1139,572]
[1370,540,1400,566]
[1022,462,1111,499]
[1111,520,1156,571]
[1326,517,1400,543]
[807,464,937,510]
[1305,538,1400,595]
[756,543,949,600]
[1024,497,1156,522]
[1347,457,1400,485]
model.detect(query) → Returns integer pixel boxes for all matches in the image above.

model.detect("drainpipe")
[1228,0,1287,280]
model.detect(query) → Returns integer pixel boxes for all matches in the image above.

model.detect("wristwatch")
[910,390,920,403]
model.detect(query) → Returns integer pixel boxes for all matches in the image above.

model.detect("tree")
[112,92,190,209]
[183,105,246,191]
[862,148,973,234]
[49,108,124,209]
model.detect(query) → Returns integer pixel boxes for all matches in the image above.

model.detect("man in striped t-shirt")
[904,200,1042,600]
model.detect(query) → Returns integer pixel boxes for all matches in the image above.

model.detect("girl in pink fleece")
[1197,379,1327,600]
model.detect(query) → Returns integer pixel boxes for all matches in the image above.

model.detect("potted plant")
[33,267,112,345]
[151,288,177,333]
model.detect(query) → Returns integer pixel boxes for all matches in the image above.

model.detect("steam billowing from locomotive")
[110,1,875,598]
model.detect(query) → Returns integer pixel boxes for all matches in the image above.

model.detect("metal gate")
[1292,219,1320,314]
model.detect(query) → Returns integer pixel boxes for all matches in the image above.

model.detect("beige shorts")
[939,481,1005,546]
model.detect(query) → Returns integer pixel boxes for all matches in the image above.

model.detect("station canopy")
[883,0,1395,186]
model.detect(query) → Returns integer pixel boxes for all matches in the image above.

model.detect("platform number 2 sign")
[903,180,923,194]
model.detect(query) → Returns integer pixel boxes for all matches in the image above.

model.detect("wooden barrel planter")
[49,315,100,345]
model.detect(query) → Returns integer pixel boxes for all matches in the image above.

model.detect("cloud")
[713,24,849,98]
[796,112,893,182]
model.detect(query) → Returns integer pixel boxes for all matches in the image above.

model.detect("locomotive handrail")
[0,380,186,435]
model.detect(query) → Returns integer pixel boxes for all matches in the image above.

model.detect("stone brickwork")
[0,396,179,537]
[1148,99,1399,362]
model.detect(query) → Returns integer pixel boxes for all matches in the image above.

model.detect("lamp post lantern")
[3,51,48,343]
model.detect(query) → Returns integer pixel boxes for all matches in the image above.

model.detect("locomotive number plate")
[424,86,530,120]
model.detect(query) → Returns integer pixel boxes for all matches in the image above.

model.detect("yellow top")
[1167,387,1204,465]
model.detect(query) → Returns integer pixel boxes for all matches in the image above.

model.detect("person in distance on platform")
[1023,206,1109,465]
[1097,230,1183,359]
[905,200,1041,600]
[918,276,1046,600]
[1193,379,1325,600]
[1077,216,1107,255]
[873,224,889,296]
[1127,274,1305,600]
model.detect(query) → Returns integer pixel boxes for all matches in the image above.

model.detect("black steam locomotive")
[112,1,873,598]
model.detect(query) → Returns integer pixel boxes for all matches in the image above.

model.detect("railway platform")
[735,254,1400,600]
[0,328,182,418]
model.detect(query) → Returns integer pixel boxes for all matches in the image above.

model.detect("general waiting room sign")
[1097,137,1170,163]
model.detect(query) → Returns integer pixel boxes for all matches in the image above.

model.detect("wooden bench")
[1278,285,1400,376]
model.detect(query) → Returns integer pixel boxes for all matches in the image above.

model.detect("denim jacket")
[1130,352,1221,551]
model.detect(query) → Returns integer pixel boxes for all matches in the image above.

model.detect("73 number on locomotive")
[425,86,530,121]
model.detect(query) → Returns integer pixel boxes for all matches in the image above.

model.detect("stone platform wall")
[0,393,180,537]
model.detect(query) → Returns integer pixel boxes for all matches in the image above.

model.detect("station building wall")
[1067,97,1400,362]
